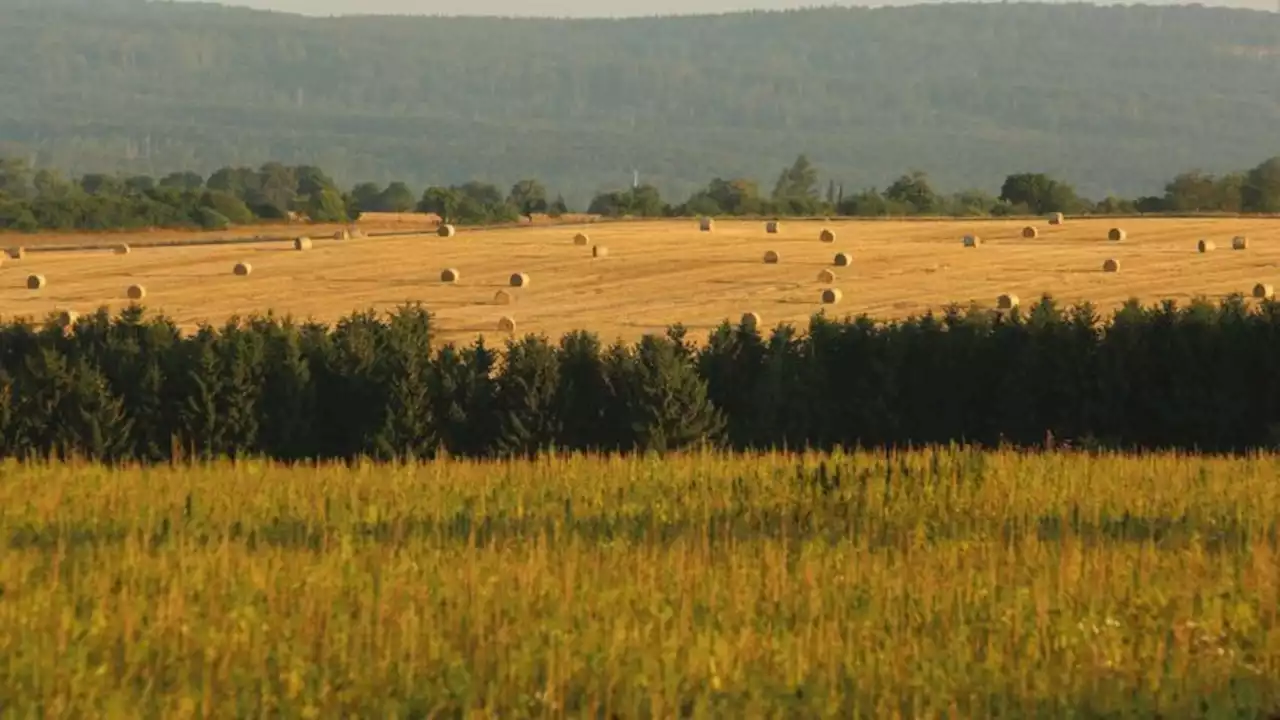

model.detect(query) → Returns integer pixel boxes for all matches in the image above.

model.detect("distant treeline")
[2,296,1278,463]
[0,154,1277,234]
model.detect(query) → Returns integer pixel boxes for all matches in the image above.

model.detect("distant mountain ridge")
[0,1,1276,204]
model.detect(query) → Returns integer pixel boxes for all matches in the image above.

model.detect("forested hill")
[0,1,1276,206]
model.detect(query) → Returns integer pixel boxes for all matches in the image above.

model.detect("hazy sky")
[175,0,1280,17]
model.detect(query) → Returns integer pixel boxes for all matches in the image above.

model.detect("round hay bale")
[821,288,843,305]
[817,268,837,283]
[233,262,253,276]
[573,233,590,246]
[699,217,714,232]
[293,236,313,251]
[819,229,836,243]
[113,243,131,255]
[509,272,530,288]
[592,245,609,258]
[440,268,460,283]
[494,290,513,305]
[833,252,852,267]
[765,220,781,234]
[497,316,517,333]
[1048,212,1065,225]
[963,235,981,248]
[26,274,46,290]
[997,293,1019,310]
[1108,228,1126,242]
[7,247,25,260]
[333,229,351,241]
[1021,226,1039,239]
[1233,236,1249,251]
[126,284,146,300]
[437,224,457,238]
[349,227,366,239]
[1102,258,1120,273]
[1197,239,1215,253]
[763,250,780,264]
[741,312,762,330]
[1254,283,1274,300]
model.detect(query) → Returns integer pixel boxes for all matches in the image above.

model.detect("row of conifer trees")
[0,296,1277,462]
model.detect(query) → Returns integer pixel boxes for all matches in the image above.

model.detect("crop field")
[1,450,1278,716]
[1,217,1277,346]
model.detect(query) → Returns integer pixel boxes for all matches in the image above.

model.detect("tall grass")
[1,448,1278,717]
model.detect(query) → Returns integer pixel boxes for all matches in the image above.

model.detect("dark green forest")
[0,0,1276,207]
[2,296,1279,462]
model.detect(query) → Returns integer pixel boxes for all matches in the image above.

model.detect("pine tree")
[754,324,812,449]
[63,357,132,462]
[697,318,766,449]
[7,347,130,460]
[175,327,224,459]
[493,335,561,457]
[256,317,317,460]
[313,311,393,458]
[609,334,724,453]
[429,340,497,457]
[554,330,612,452]
[373,304,437,460]
[214,319,266,456]
[74,306,183,462]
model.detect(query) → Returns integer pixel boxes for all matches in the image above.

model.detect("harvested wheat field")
[1,217,1276,345]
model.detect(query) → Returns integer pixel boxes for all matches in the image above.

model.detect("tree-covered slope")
[0,0,1276,204]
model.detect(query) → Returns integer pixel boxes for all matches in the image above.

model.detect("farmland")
[2,216,1277,346]
[1,450,1278,715]
[3,214,1280,713]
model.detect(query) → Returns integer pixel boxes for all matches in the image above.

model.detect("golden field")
[2,216,1277,346]
[1,450,1278,716]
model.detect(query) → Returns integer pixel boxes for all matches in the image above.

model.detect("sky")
[172,0,1280,17]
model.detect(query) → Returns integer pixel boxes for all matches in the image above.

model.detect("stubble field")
[1,216,1276,346]
[1,450,1278,716]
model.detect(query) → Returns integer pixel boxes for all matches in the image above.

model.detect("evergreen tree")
[62,357,133,462]
[310,311,393,458]
[91,307,182,462]
[256,317,317,460]
[697,318,766,449]
[493,335,562,457]
[174,327,225,459]
[755,325,813,448]
[214,319,267,457]
[554,330,613,452]
[607,335,724,453]
[8,347,131,460]
[429,340,497,457]
[372,304,437,460]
